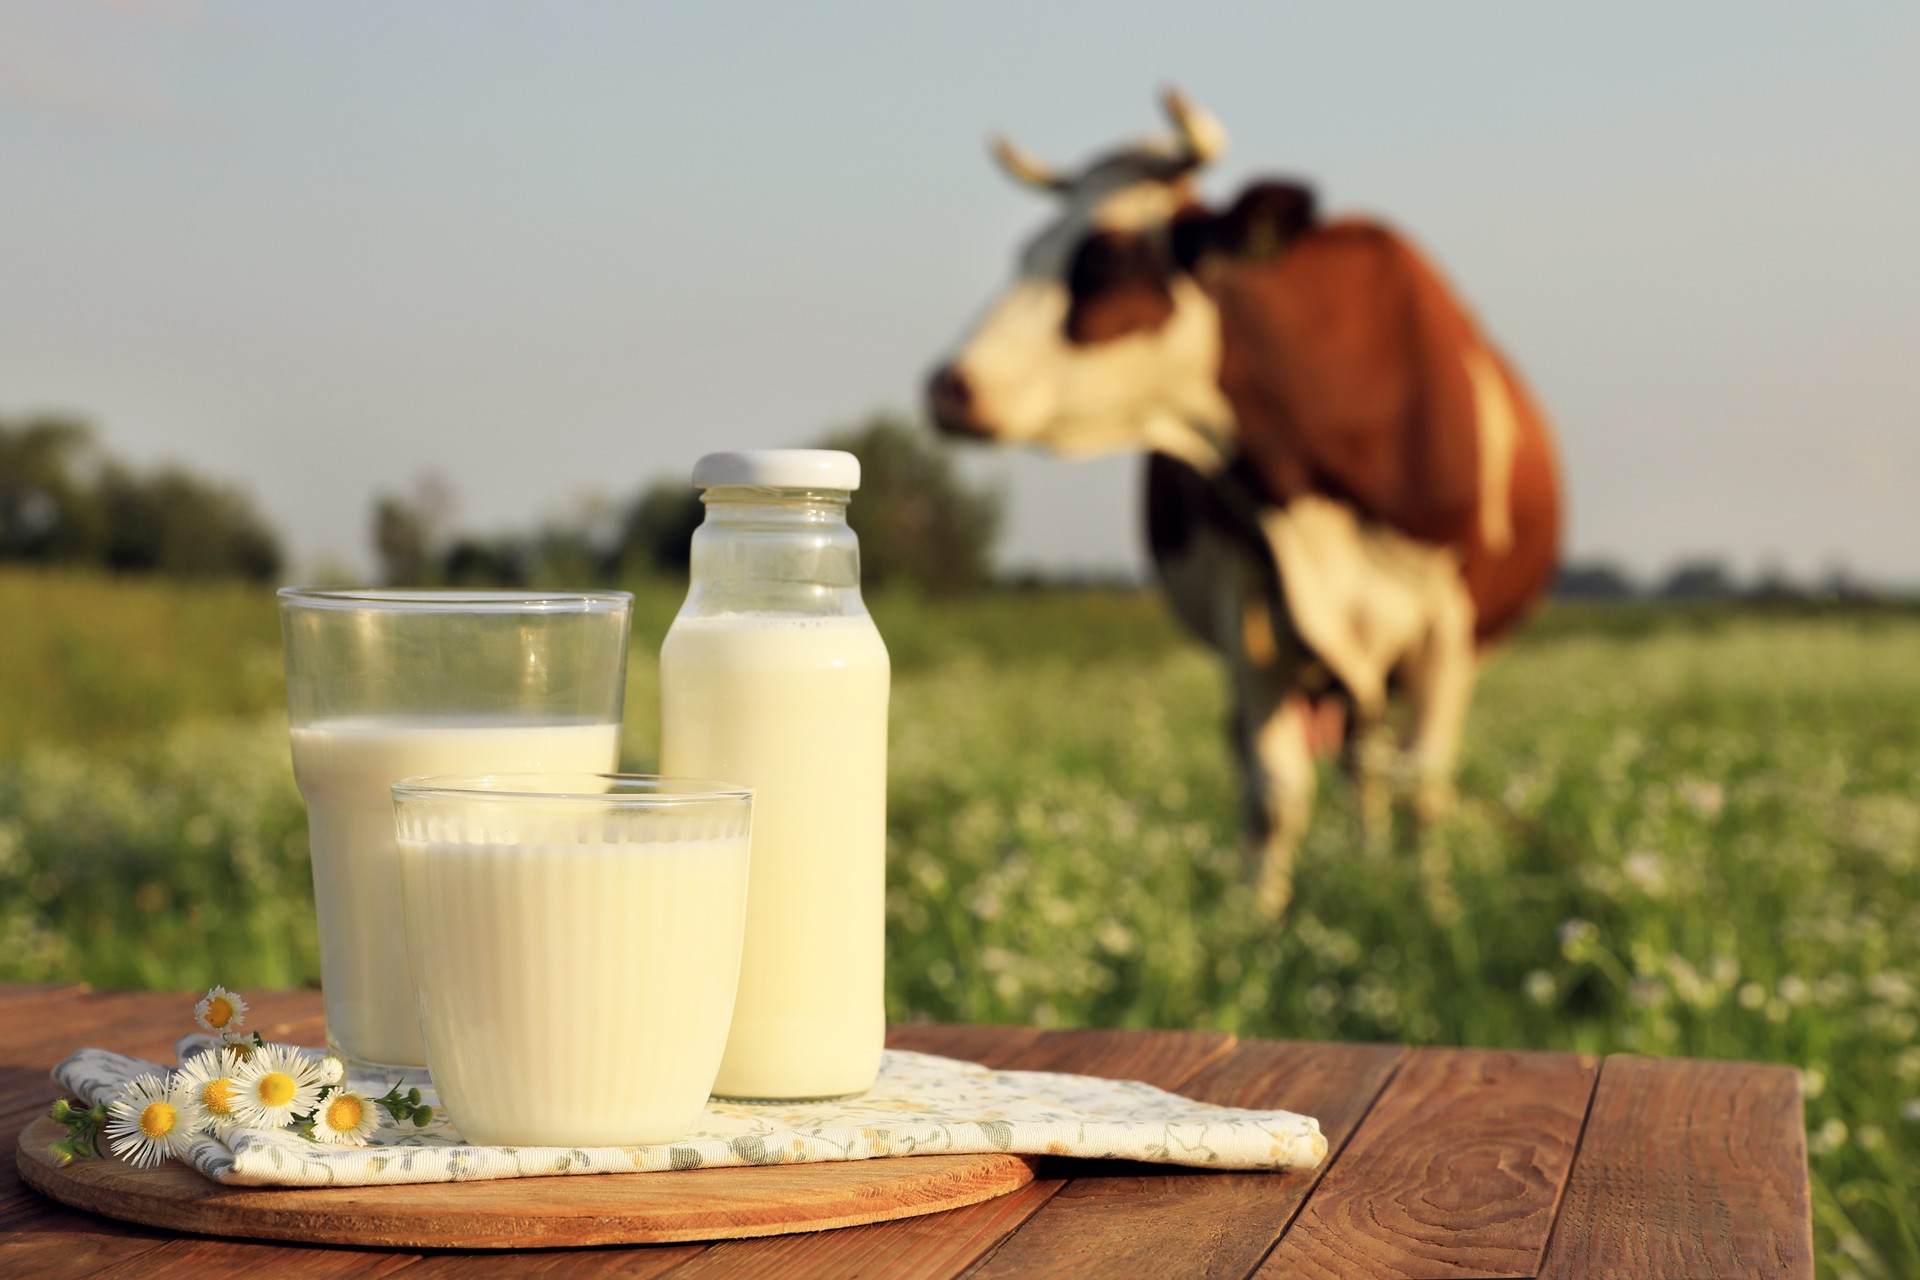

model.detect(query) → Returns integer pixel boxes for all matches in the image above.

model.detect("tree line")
[0,416,282,581]
[371,415,1002,593]
[1,412,1000,591]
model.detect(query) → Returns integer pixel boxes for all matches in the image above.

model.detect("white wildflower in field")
[1808,1117,1849,1156]
[1621,850,1667,896]
[1557,919,1599,961]
[1676,776,1725,820]
[1868,971,1914,1006]
[105,1073,203,1168]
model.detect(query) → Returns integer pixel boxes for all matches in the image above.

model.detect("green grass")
[0,568,1914,1277]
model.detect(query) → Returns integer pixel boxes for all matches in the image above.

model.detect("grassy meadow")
[0,568,1915,1276]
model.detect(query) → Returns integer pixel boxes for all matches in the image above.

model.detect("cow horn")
[1162,86,1226,169]
[989,134,1066,192]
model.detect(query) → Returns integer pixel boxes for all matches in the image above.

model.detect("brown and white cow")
[927,90,1561,914]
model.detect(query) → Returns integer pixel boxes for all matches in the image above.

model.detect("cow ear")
[1218,182,1318,261]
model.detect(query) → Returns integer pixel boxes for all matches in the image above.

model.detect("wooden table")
[1,985,1812,1278]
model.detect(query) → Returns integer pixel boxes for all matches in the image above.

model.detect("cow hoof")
[1253,868,1294,920]
[1414,775,1458,824]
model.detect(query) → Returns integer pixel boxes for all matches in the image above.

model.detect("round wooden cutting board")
[15,1116,1037,1249]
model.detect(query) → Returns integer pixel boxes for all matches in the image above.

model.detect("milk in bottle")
[659,450,890,1100]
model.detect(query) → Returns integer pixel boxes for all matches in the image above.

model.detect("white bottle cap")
[691,449,861,492]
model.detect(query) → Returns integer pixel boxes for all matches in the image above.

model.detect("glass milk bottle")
[659,449,890,1100]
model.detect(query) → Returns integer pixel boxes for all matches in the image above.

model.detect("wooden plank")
[1260,1046,1600,1279]
[886,1023,1047,1066]
[82,1235,419,1279]
[654,1179,1061,1280]
[967,1039,1404,1279]
[1537,1056,1812,1279]
[392,1243,709,1278]
[1004,1026,1235,1082]
[658,1027,1235,1280]
[0,983,91,1018]
[2,987,323,1065]
[0,988,189,1056]
[0,1196,180,1278]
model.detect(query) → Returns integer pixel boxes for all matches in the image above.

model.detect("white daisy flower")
[310,1089,382,1145]
[231,1044,325,1129]
[193,986,249,1037]
[105,1073,203,1168]
[173,1047,249,1132]
[316,1056,347,1087]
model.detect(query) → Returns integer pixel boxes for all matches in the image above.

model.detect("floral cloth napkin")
[54,1035,1326,1188]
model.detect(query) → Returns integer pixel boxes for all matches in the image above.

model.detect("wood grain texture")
[392,1245,708,1279]
[966,1040,1403,1280]
[0,1193,178,1279]
[663,1177,1061,1280]
[1537,1055,1812,1279]
[82,1236,418,1280]
[0,987,1822,1280]
[658,1026,1237,1280]
[16,1115,1037,1249]
[1260,1046,1599,1279]
[885,1024,1047,1067]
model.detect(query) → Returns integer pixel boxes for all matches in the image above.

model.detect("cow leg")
[1230,660,1315,918]
[1343,702,1394,846]
[1398,586,1479,823]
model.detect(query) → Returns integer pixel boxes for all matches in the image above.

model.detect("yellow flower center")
[139,1101,177,1139]
[325,1095,364,1132]
[204,997,235,1029]
[202,1079,236,1115]
[257,1072,296,1107]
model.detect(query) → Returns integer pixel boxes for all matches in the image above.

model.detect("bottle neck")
[682,487,866,617]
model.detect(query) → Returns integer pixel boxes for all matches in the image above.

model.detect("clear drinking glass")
[279,589,632,1070]
[391,773,753,1146]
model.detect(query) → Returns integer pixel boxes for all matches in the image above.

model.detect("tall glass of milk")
[280,589,632,1070]
[659,450,890,1100]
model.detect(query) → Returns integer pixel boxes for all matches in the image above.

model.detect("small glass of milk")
[391,773,753,1147]
[280,590,632,1072]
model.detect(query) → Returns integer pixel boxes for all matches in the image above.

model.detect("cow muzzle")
[926,364,995,440]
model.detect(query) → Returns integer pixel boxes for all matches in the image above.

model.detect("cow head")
[928,90,1242,469]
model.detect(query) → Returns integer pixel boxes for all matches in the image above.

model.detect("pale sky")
[1,1,1915,585]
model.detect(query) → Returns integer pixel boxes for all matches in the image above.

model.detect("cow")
[927,90,1561,915]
